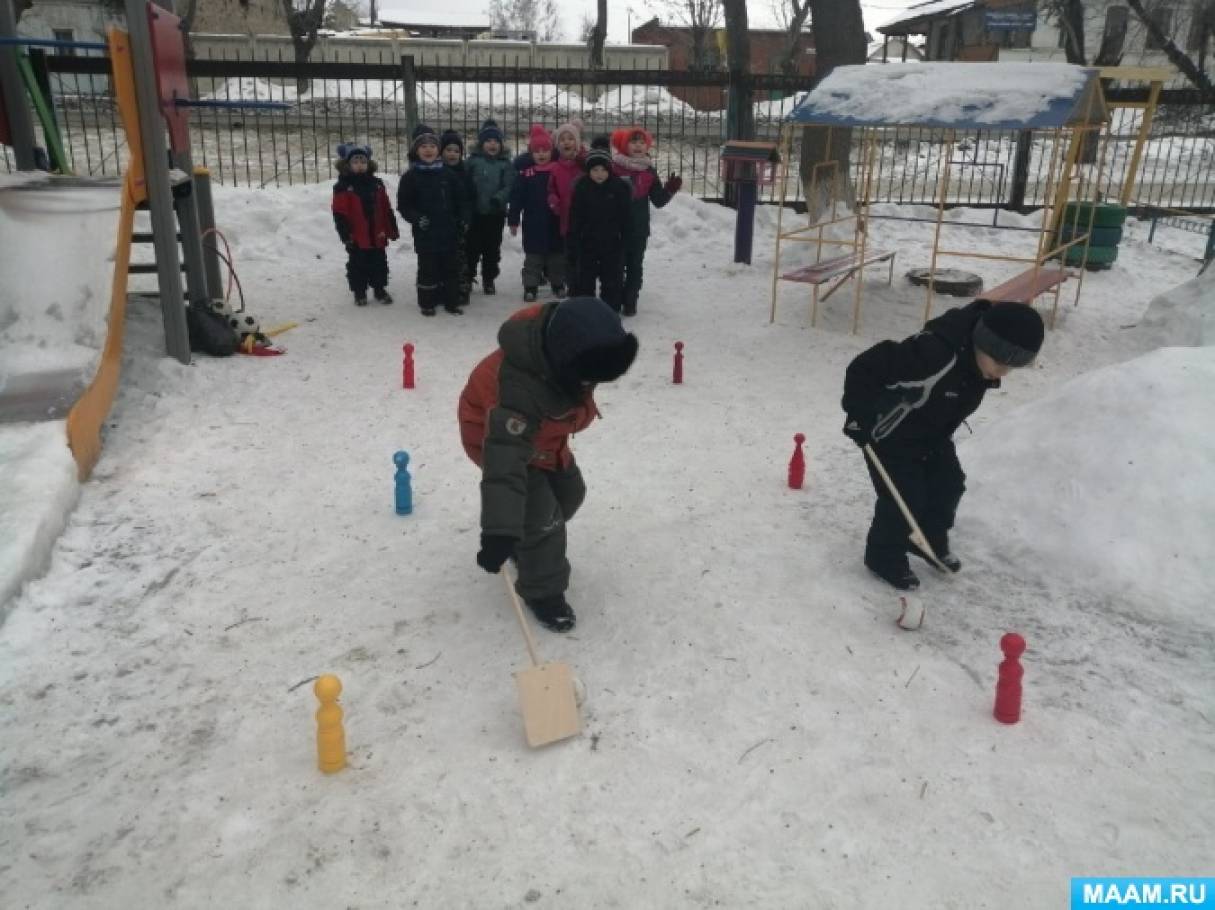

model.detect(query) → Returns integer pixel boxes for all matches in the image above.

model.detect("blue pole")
[734,180,757,265]
[0,37,108,50]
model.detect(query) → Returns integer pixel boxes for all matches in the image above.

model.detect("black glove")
[476,534,517,574]
[664,173,682,195]
[843,417,872,448]
[417,215,430,231]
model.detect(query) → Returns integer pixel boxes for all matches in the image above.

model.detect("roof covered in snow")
[785,62,1107,129]
[878,0,976,35]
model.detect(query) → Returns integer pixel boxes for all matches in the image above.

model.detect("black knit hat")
[584,147,613,174]
[411,123,439,151]
[544,297,639,386]
[590,133,611,151]
[972,302,1045,367]
[478,118,504,144]
[440,129,464,154]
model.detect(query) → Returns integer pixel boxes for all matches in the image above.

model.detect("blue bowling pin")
[393,450,412,515]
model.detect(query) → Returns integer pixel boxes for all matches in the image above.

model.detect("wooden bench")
[780,249,896,326]
[984,266,1069,304]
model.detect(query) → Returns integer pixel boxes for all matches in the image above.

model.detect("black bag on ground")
[185,301,237,356]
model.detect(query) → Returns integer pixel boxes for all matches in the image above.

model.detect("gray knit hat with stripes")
[973,302,1044,367]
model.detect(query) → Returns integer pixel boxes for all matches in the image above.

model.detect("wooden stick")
[502,568,540,668]
[863,444,950,573]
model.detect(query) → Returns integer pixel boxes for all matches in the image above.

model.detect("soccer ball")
[228,314,260,338]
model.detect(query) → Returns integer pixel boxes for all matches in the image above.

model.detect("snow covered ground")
[0,183,1212,907]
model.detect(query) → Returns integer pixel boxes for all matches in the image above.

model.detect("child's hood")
[923,299,990,351]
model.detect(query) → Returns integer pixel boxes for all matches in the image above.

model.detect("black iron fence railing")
[4,49,1212,212]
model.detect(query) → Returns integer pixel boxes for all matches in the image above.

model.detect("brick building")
[631,18,816,110]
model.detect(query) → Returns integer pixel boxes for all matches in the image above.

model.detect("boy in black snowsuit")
[440,128,477,306]
[331,143,399,305]
[841,300,1045,590]
[396,123,469,316]
[569,146,632,312]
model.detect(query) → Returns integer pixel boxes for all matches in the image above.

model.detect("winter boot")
[483,277,496,295]
[525,594,576,633]
[354,293,369,306]
[373,287,393,304]
[444,303,464,315]
[523,287,538,302]
[908,540,961,573]
[622,293,638,317]
[865,556,920,591]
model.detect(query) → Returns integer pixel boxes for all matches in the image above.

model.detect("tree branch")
[1126,0,1215,103]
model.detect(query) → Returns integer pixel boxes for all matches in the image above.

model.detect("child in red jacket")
[331,143,399,305]
[610,126,681,316]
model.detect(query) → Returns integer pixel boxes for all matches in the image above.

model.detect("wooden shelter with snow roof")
[769,62,1112,333]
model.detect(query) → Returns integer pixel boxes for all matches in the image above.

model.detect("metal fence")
[5,47,1213,212]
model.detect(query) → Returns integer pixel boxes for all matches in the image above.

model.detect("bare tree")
[488,0,562,41]
[771,0,812,76]
[1126,0,1215,102]
[1039,0,1126,65]
[664,0,723,71]
[801,0,867,215]
[281,0,328,94]
[589,0,608,68]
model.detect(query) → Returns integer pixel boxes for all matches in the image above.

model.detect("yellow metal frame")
[770,72,1126,334]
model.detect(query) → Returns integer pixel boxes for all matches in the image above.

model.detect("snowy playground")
[2,21,1214,905]
[1,168,1213,907]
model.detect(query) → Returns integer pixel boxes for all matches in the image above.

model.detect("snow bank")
[0,422,78,613]
[964,345,1215,620]
[0,181,121,403]
[1130,267,1214,351]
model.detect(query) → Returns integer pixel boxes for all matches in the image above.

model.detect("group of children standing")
[331,118,681,317]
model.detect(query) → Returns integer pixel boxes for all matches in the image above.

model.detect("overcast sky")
[373,1,926,44]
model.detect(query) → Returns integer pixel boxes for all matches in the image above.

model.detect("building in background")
[630,18,816,110]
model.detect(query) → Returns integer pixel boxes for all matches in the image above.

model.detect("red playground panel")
[146,3,191,152]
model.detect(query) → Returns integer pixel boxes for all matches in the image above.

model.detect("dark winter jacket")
[332,163,399,250]
[611,162,674,239]
[445,159,476,225]
[458,302,601,538]
[396,160,467,254]
[569,174,632,257]
[841,300,1001,457]
[508,162,562,256]
[467,143,515,216]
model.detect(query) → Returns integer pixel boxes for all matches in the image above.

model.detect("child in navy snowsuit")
[441,128,477,306]
[841,301,1045,591]
[397,123,469,316]
[331,143,399,305]
[464,118,514,296]
[508,124,565,302]
[609,126,682,317]
[569,145,631,312]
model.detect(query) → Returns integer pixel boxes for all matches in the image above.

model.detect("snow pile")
[1130,268,1214,351]
[791,62,1091,127]
[964,345,1215,620]
[592,85,700,119]
[0,181,120,396]
[0,422,78,613]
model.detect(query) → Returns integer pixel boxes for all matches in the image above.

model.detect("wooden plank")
[985,267,1069,304]
[781,250,893,285]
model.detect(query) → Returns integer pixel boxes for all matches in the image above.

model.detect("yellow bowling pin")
[314,674,347,773]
